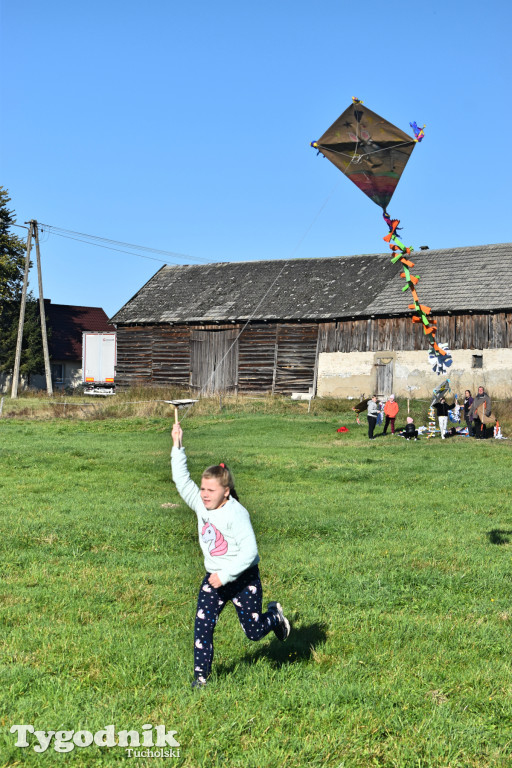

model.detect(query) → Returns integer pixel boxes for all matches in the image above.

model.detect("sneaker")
[191,676,207,689]
[267,601,290,641]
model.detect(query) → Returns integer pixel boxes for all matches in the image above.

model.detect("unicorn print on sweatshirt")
[201,518,228,556]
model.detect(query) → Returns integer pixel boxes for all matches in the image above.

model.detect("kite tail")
[382,212,451,374]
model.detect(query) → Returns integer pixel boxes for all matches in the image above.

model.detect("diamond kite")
[311,100,417,211]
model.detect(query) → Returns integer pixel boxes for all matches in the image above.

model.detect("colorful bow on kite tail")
[311,98,451,374]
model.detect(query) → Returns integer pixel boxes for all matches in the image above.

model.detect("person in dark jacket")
[400,416,418,440]
[367,395,379,440]
[462,390,474,436]
[468,386,492,439]
[433,397,455,439]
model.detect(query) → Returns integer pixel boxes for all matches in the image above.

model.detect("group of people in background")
[365,386,493,441]
[366,394,407,441]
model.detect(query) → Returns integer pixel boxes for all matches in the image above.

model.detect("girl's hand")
[172,422,183,448]
[208,573,222,589]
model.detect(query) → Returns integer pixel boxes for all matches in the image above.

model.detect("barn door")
[190,329,239,394]
[273,324,318,395]
[376,359,394,396]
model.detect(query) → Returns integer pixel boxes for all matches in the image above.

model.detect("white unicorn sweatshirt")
[171,447,260,585]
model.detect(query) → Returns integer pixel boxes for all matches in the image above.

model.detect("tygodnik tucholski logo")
[10,724,180,758]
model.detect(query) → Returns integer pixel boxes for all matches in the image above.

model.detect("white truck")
[82,332,117,395]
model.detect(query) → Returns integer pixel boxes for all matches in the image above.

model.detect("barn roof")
[46,301,115,360]
[111,243,512,325]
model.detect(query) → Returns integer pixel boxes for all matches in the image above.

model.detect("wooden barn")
[110,243,512,399]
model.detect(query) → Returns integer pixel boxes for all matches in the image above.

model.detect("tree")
[0,187,26,302]
[1,298,46,378]
[0,188,45,381]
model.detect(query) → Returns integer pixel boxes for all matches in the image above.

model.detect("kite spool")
[164,399,198,447]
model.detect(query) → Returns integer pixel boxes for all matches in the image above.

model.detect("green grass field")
[1,403,512,767]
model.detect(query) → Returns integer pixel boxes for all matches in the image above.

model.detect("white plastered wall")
[30,362,82,391]
[317,349,512,399]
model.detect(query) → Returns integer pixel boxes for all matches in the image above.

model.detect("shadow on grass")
[487,529,512,545]
[217,621,328,676]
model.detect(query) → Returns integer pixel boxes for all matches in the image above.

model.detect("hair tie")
[219,463,225,468]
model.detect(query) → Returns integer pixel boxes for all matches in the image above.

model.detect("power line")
[38,222,212,264]
[42,230,184,265]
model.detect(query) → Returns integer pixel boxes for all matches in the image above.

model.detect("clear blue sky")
[1,0,511,318]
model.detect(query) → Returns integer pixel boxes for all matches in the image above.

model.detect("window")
[51,363,64,384]
[472,355,483,369]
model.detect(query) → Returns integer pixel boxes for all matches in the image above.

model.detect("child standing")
[382,395,399,435]
[171,422,290,687]
[433,397,453,439]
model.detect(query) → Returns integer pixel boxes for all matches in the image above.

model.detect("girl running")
[171,422,290,687]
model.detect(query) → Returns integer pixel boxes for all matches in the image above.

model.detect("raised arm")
[170,422,203,513]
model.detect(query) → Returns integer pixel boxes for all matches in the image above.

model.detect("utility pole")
[34,222,53,396]
[11,222,34,399]
[11,221,53,398]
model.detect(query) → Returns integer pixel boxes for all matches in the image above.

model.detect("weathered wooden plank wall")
[238,323,319,394]
[115,312,512,390]
[152,326,190,386]
[115,326,154,386]
[238,324,276,392]
[274,324,318,393]
[318,312,512,353]
[317,317,421,353]
[116,326,191,388]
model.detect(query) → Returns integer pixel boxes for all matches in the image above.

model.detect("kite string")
[365,140,416,157]
[314,139,416,163]
[181,179,343,417]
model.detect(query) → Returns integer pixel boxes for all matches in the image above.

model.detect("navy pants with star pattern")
[193,565,279,682]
